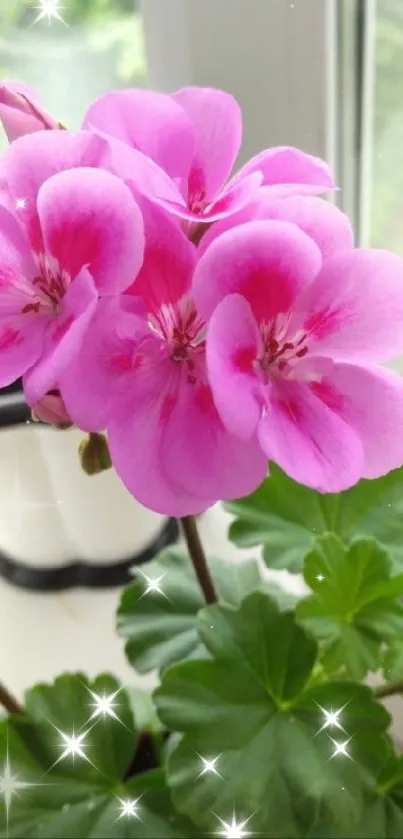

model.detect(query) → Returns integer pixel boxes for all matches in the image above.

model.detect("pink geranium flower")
[60,198,267,516]
[198,188,354,259]
[193,206,403,493]
[0,131,144,403]
[84,87,335,225]
[0,81,59,142]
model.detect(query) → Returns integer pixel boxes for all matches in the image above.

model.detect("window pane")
[371,0,403,253]
[0,0,147,148]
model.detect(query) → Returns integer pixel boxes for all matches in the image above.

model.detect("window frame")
[333,0,376,244]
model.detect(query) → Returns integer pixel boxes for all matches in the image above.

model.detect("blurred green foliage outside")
[0,0,146,139]
[0,1,403,253]
[371,0,403,252]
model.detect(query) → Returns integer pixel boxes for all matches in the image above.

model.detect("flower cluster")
[1,82,403,516]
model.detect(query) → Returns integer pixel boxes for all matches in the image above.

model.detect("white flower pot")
[0,407,177,590]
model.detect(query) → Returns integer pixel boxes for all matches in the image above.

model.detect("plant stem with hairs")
[0,681,22,715]
[374,680,403,699]
[180,515,218,604]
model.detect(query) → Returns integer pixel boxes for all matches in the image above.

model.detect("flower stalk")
[181,515,218,604]
[0,681,23,715]
[374,680,403,699]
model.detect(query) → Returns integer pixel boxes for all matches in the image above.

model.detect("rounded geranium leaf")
[226,464,403,574]
[297,535,403,680]
[117,549,289,674]
[0,673,199,838]
[155,592,390,838]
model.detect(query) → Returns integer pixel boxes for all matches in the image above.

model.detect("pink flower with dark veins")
[0,81,59,143]
[0,131,144,404]
[60,198,267,516]
[83,86,335,226]
[193,210,403,493]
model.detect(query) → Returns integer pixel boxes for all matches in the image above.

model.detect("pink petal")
[126,196,196,310]
[60,295,149,432]
[108,359,214,517]
[83,89,194,183]
[319,363,403,479]
[0,314,44,388]
[37,167,144,294]
[173,87,242,200]
[198,200,260,256]
[252,194,353,258]
[193,219,322,322]
[232,146,335,196]
[0,81,58,143]
[0,130,109,252]
[160,367,267,501]
[200,193,353,259]
[296,249,403,363]
[0,205,36,291]
[0,207,44,385]
[100,134,188,212]
[206,294,262,439]
[105,132,258,225]
[197,171,262,223]
[23,268,98,404]
[159,171,261,224]
[259,378,364,492]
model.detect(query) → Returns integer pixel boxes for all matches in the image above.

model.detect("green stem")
[0,681,23,715]
[180,516,218,604]
[373,680,403,699]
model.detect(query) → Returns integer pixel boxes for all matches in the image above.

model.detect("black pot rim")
[0,517,179,591]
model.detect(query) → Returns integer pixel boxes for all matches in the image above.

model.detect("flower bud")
[32,392,73,430]
[79,433,112,476]
[0,81,59,143]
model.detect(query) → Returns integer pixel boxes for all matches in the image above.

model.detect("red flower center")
[260,331,309,376]
[149,298,206,385]
[21,255,69,316]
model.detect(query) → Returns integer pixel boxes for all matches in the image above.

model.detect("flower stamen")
[21,256,70,316]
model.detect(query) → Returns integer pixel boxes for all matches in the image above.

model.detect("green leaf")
[310,753,403,838]
[297,535,403,679]
[0,673,199,838]
[373,754,403,836]
[127,688,164,734]
[154,592,390,838]
[117,549,289,674]
[383,640,403,681]
[226,464,403,573]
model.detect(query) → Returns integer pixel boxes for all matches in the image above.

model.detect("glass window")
[371,0,403,253]
[0,0,147,148]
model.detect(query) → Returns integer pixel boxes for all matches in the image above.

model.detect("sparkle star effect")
[315,702,348,736]
[215,811,254,838]
[31,1,70,28]
[84,686,131,733]
[44,724,98,775]
[0,732,37,837]
[90,689,120,721]
[329,736,353,760]
[137,569,170,600]
[315,574,325,582]
[197,754,222,778]
[116,796,142,821]
[15,198,27,210]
